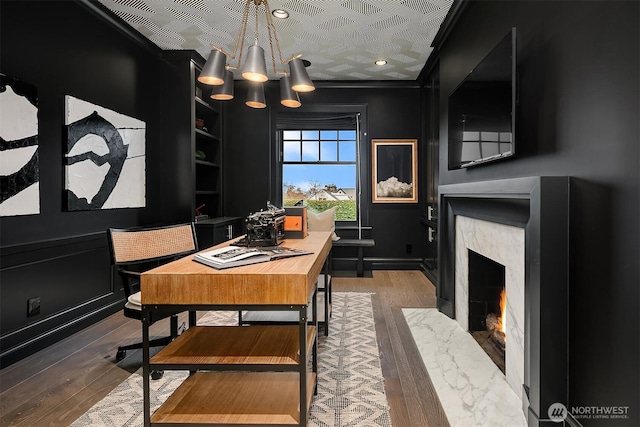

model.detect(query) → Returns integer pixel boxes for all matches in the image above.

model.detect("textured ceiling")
[96,0,453,81]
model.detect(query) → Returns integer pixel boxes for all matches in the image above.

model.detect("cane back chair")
[107,223,198,371]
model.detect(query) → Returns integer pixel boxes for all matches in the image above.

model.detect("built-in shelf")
[195,159,219,168]
[195,127,220,141]
[195,96,217,111]
[161,50,225,226]
[192,57,223,220]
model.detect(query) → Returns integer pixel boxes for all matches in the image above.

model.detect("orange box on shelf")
[284,206,307,239]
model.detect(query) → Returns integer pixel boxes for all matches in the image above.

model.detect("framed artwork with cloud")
[371,139,418,203]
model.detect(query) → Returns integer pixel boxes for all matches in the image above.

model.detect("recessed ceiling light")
[272,9,289,19]
[375,59,387,66]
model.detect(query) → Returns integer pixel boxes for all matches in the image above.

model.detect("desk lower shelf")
[151,371,316,425]
[151,325,316,368]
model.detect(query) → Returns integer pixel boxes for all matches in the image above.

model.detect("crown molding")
[417,0,470,83]
[76,0,161,56]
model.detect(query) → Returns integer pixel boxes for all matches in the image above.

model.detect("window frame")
[280,129,359,221]
[270,105,369,226]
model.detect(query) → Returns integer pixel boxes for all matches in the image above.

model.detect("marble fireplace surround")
[438,176,569,426]
[455,215,526,402]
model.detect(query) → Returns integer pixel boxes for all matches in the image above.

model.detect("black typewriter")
[237,202,285,247]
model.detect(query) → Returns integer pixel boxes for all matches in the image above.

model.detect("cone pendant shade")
[246,83,266,108]
[198,49,226,85]
[280,75,301,108]
[289,58,315,92]
[195,0,313,107]
[242,45,269,82]
[211,70,234,100]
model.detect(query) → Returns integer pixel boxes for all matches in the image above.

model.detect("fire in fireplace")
[467,249,506,373]
[486,288,506,349]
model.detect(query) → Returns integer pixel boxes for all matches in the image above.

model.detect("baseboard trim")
[0,299,122,368]
[331,256,422,272]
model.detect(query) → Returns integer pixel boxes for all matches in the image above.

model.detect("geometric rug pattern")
[310,292,392,427]
[72,292,392,427]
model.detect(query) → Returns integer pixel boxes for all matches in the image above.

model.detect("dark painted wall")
[1,1,168,244]
[0,1,171,366]
[222,81,427,266]
[438,1,639,424]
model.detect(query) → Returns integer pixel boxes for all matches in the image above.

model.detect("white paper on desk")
[193,245,312,269]
[200,246,265,263]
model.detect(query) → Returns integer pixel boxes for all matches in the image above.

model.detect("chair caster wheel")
[116,349,126,361]
[151,370,164,380]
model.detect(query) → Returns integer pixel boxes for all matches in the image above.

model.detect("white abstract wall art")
[65,95,145,210]
[0,74,40,217]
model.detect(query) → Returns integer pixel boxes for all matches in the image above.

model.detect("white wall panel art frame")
[65,95,145,210]
[0,74,40,217]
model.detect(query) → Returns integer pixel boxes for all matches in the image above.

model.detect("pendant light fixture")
[280,74,301,108]
[246,82,266,108]
[198,0,313,108]
[198,49,226,85]
[242,45,269,82]
[289,58,315,92]
[210,69,234,100]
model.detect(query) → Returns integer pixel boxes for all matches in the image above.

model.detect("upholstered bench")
[332,238,375,277]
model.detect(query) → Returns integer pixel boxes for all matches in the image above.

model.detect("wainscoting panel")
[0,232,123,367]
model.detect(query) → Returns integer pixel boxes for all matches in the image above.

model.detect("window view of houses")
[283,180,357,221]
[282,130,358,221]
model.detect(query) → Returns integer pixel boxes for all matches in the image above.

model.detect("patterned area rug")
[71,292,392,427]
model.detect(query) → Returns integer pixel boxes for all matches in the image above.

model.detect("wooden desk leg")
[356,246,364,277]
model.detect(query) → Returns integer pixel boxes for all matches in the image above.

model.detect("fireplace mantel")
[438,176,570,427]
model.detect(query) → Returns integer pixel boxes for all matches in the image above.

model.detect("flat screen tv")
[448,28,516,170]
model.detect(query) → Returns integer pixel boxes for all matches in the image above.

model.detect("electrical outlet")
[406,244,412,254]
[27,297,41,317]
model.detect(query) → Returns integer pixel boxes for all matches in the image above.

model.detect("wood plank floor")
[0,270,449,427]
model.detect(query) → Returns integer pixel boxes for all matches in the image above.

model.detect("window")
[282,129,357,221]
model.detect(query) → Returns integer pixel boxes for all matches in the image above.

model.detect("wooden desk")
[140,231,332,427]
